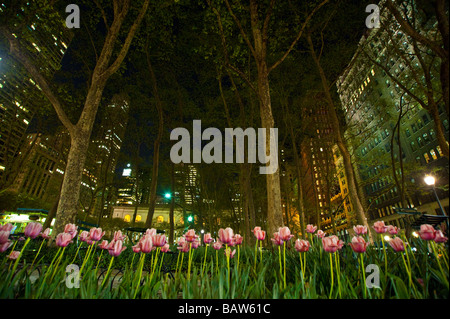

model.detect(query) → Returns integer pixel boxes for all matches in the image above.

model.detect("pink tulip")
[192,237,201,249]
[24,222,43,239]
[79,231,90,242]
[0,231,10,244]
[295,239,310,252]
[139,235,153,253]
[306,224,317,234]
[161,244,170,253]
[204,233,214,244]
[113,230,126,242]
[322,236,341,253]
[271,232,283,246]
[218,228,234,245]
[387,225,399,235]
[0,241,12,253]
[8,251,20,260]
[234,234,243,245]
[64,223,78,239]
[418,224,436,241]
[177,241,190,253]
[224,247,236,259]
[108,239,127,257]
[98,240,109,250]
[0,223,14,232]
[353,225,367,235]
[349,236,369,253]
[177,236,186,246]
[89,227,105,242]
[316,230,326,238]
[254,229,266,241]
[145,228,157,237]
[373,221,387,234]
[185,229,198,242]
[388,237,405,252]
[55,232,73,247]
[434,230,448,243]
[152,234,167,247]
[279,227,294,242]
[41,228,51,239]
[132,244,141,253]
[213,241,222,250]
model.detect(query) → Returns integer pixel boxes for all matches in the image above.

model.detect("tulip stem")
[329,253,334,299]
[95,250,104,270]
[35,246,61,299]
[202,244,208,277]
[133,254,145,299]
[31,238,46,269]
[237,245,240,273]
[216,250,219,276]
[381,235,387,278]
[254,240,258,272]
[101,256,114,288]
[360,254,367,298]
[175,251,180,277]
[71,241,83,265]
[278,245,282,282]
[431,241,449,289]
[334,252,341,298]
[187,242,193,280]
[50,246,66,281]
[259,240,263,268]
[11,237,30,276]
[283,241,287,289]
[299,252,304,278]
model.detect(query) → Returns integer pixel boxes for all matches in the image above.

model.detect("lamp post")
[424,175,448,231]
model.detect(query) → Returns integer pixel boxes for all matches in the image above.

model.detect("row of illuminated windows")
[419,146,444,164]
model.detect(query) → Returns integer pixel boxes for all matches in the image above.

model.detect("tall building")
[0,2,72,181]
[335,1,449,231]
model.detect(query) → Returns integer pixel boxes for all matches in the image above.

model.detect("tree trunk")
[53,131,90,235]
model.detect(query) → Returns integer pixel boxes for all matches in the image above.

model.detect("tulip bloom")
[434,230,448,243]
[24,222,43,239]
[373,221,387,234]
[353,225,367,235]
[271,232,283,246]
[418,224,436,241]
[387,225,399,235]
[79,231,90,242]
[56,232,73,247]
[253,229,266,241]
[213,241,222,250]
[224,247,236,259]
[64,224,78,239]
[113,230,126,242]
[139,235,153,253]
[0,230,10,244]
[0,241,12,253]
[161,244,170,253]
[41,228,51,239]
[192,237,201,249]
[388,237,405,252]
[152,234,167,247]
[233,234,243,245]
[108,240,127,257]
[316,230,326,238]
[185,229,198,242]
[132,244,141,253]
[8,251,20,260]
[89,227,105,242]
[204,233,214,244]
[306,224,317,234]
[295,239,310,252]
[349,236,369,253]
[322,236,340,253]
[0,223,14,232]
[219,228,234,245]
[98,240,109,250]
[177,241,190,253]
[279,227,294,242]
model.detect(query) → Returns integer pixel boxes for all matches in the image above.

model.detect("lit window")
[436,146,443,157]
[135,215,142,222]
[157,216,164,223]
[124,215,131,222]
[423,153,430,163]
[430,149,437,160]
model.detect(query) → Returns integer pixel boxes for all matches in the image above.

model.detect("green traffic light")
[187,215,193,222]
[164,193,171,199]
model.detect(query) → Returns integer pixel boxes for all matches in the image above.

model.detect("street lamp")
[424,175,448,230]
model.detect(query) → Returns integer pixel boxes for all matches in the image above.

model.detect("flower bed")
[0,222,448,299]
